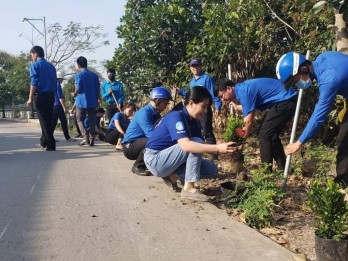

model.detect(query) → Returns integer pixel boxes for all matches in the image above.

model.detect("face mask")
[108,74,115,81]
[295,78,312,90]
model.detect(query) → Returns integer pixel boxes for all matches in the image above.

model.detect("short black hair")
[214,78,235,96]
[30,46,45,58]
[124,102,137,112]
[107,68,115,74]
[77,56,88,68]
[186,86,212,106]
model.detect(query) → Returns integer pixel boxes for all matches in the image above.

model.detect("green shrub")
[241,188,277,229]
[225,164,284,229]
[223,116,244,143]
[307,178,348,240]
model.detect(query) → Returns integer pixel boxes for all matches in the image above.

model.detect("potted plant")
[219,116,245,173]
[307,178,348,261]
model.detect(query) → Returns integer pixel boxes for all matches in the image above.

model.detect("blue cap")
[149,87,172,100]
[189,58,202,66]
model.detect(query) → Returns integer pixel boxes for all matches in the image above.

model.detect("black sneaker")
[89,138,95,146]
[46,147,56,151]
[131,165,151,176]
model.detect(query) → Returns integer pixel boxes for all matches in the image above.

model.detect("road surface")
[0,120,294,261]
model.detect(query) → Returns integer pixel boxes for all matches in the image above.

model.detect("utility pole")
[22,17,47,119]
[22,17,47,57]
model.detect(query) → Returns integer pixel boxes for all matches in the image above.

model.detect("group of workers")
[28,44,348,202]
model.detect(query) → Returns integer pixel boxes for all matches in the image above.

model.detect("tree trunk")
[335,13,348,54]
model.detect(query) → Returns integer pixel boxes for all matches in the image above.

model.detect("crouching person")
[105,102,136,150]
[144,87,237,202]
[122,86,172,176]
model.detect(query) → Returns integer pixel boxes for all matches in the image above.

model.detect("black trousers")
[76,108,96,138]
[105,129,123,145]
[34,92,56,149]
[52,105,71,140]
[335,109,348,187]
[122,137,148,169]
[199,106,216,144]
[258,97,297,171]
[106,104,119,122]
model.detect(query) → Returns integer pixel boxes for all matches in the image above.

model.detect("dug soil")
[198,137,321,261]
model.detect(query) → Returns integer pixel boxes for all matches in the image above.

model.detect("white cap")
[56,71,65,79]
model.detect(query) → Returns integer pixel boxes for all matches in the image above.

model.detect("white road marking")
[0,223,10,240]
[30,173,41,195]
[30,183,36,195]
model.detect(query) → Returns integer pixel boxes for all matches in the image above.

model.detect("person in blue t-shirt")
[215,78,297,171]
[27,46,57,151]
[144,87,237,202]
[177,58,222,146]
[105,102,136,150]
[276,51,348,188]
[52,71,75,142]
[72,56,101,146]
[122,86,172,176]
[101,68,124,122]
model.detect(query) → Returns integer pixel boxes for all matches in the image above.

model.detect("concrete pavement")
[0,120,295,261]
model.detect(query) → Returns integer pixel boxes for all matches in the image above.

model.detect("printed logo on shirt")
[175,121,185,132]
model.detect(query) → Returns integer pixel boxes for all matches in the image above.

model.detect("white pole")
[228,64,232,80]
[227,64,234,115]
[43,16,47,59]
[281,50,310,191]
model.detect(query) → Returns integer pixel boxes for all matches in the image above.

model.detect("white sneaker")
[115,144,123,151]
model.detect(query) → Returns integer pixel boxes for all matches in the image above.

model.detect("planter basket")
[315,234,348,261]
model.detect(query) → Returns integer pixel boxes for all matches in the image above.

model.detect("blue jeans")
[144,137,218,183]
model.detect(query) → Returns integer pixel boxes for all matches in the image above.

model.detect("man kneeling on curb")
[122,86,172,176]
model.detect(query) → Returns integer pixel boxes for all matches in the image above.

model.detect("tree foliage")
[313,0,348,53]
[110,0,335,96]
[0,22,109,105]
[0,51,29,105]
[108,0,207,98]
[46,22,109,71]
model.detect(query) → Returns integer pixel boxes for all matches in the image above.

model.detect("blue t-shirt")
[122,104,161,144]
[234,78,297,118]
[54,81,64,107]
[299,51,348,143]
[146,107,203,151]
[75,69,100,109]
[30,58,56,93]
[108,112,130,131]
[101,80,124,105]
[188,72,222,110]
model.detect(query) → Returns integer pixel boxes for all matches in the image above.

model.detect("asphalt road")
[0,120,295,261]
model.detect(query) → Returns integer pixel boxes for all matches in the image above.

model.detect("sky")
[0,0,127,75]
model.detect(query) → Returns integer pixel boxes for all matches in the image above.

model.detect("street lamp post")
[22,17,47,119]
[22,17,47,57]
